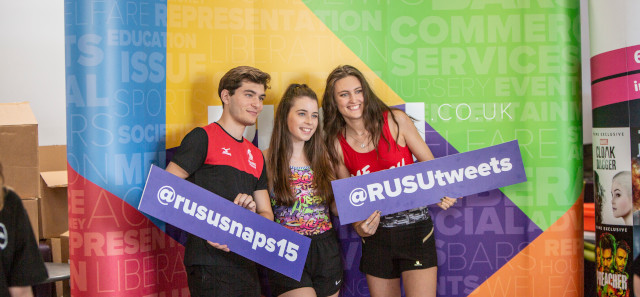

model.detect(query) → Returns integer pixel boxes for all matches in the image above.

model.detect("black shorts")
[269,229,343,297]
[186,264,260,297]
[360,219,437,279]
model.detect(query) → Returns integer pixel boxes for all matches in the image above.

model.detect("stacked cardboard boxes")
[0,102,39,198]
[0,102,41,240]
[39,145,68,239]
[0,102,70,296]
[39,145,70,296]
[0,103,70,240]
[51,231,70,297]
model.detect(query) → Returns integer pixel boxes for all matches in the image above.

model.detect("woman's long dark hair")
[267,84,335,206]
[321,65,400,165]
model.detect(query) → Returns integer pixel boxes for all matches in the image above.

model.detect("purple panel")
[425,121,459,158]
[430,190,543,295]
[420,122,543,295]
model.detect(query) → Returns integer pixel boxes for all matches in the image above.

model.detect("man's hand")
[207,241,230,252]
[206,193,257,252]
[234,193,256,212]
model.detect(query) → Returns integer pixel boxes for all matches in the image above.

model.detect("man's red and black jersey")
[170,122,267,267]
[171,122,267,202]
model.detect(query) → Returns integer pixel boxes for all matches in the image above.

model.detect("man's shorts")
[269,229,343,297]
[186,263,260,297]
[360,219,437,279]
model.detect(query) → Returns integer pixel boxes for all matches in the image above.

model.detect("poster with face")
[593,128,633,226]
[593,128,634,296]
[596,226,633,297]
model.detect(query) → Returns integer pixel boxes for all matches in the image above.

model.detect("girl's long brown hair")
[321,65,400,165]
[267,84,335,206]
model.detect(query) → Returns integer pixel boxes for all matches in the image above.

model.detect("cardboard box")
[39,145,66,172]
[51,231,70,297]
[39,146,68,239]
[21,197,40,241]
[51,231,69,264]
[0,102,39,198]
[61,231,70,297]
[56,272,71,297]
[39,171,68,238]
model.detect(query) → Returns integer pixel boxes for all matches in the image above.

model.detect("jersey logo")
[247,149,256,169]
[0,223,7,250]
[354,165,371,176]
[222,147,232,156]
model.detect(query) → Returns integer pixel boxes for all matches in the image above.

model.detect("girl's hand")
[437,197,458,210]
[353,210,381,237]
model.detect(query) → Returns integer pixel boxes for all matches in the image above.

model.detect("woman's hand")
[353,210,381,237]
[437,197,458,210]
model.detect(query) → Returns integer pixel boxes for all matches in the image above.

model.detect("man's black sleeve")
[171,127,208,175]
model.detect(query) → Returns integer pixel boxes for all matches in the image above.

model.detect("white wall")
[0,0,593,146]
[581,0,593,144]
[0,1,66,146]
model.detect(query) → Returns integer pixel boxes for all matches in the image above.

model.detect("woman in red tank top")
[322,65,457,297]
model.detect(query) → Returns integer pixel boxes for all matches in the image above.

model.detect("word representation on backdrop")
[332,140,527,225]
[139,165,311,281]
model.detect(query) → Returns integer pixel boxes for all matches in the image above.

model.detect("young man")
[614,240,630,275]
[166,66,274,297]
[601,234,615,273]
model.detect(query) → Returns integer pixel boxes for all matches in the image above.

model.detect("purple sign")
[332,140,526,225]
[138,165,311,281]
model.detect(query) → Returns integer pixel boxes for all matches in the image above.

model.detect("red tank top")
[339,111,414,176]
[339,111,430,228]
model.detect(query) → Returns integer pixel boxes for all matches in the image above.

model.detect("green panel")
[304,0,583,230]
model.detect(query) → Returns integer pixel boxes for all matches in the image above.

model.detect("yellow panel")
[166,0,404,148]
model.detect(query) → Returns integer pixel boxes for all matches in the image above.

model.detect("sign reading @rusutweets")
[138,165,311,281]
[333,140,527,225]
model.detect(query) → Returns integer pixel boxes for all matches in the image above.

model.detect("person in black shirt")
[166,66,274,297]
[0,163,48,296]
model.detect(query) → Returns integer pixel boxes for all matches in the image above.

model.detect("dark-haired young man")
[166,66,274,297]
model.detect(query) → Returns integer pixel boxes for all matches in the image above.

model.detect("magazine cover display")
[594,127,634,296]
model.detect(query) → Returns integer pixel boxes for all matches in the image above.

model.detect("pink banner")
[590,45,640,81]
[592,73,640,109]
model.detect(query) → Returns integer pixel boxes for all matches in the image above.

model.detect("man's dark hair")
[218,66,270,99]
[617,240,630,254]
[600,232,616,251]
